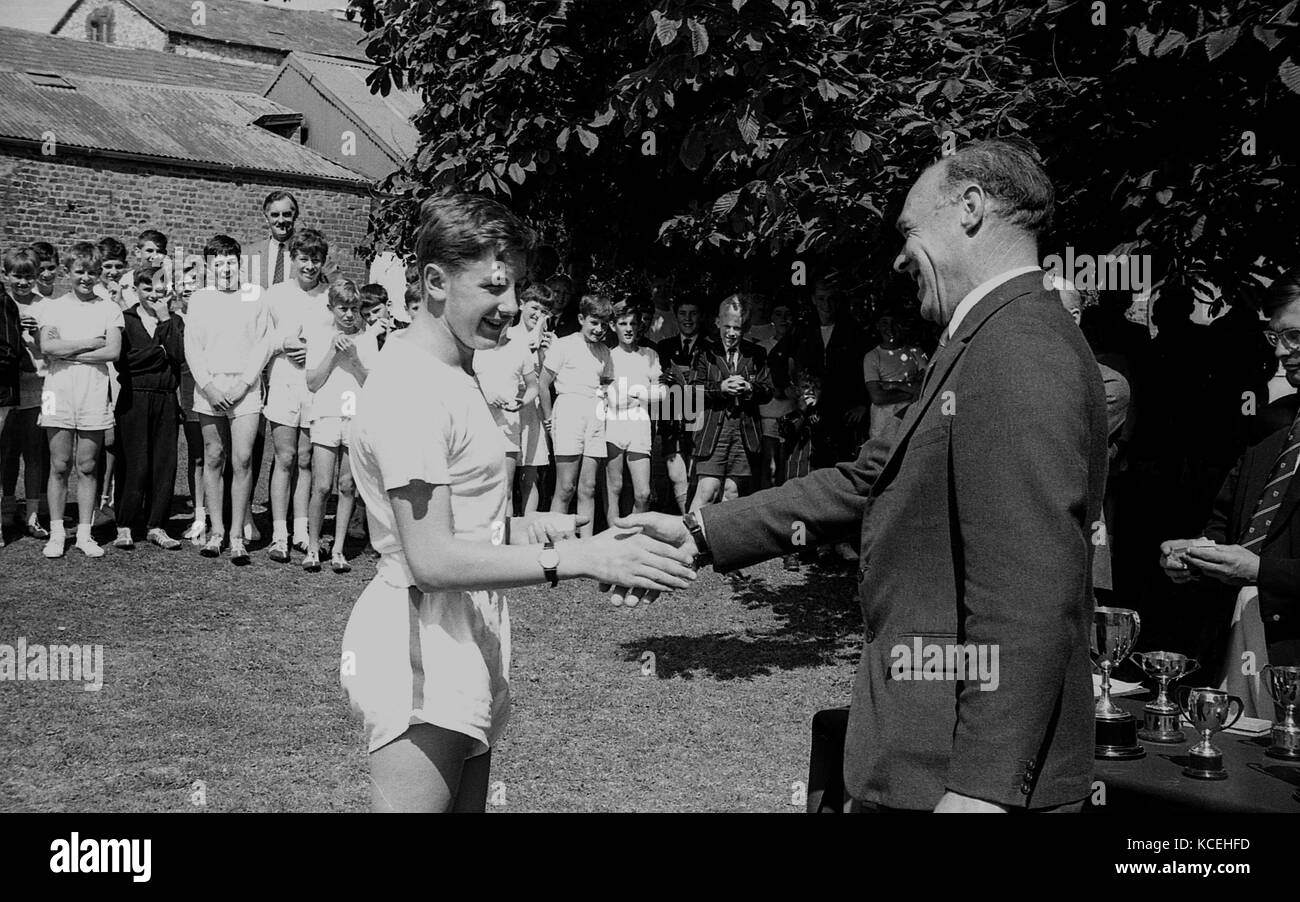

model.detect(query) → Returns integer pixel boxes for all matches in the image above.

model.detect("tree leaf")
[1155,30,1187,57]
[508,162,526,184]
[1205,26,1240,62]
[590,106,616,128]
[851,130,872,152]
[713,189,741,216]
[680,128,707,171]
[556,127,571,151]
[1133,26,1157,56]
[1255,24,1284,51]
[688,19,710,56]
[653,12,681,47]
[1280,57,1300,94]
[737,110,760,144]
[577,127,599,151]
[540,47,559,69]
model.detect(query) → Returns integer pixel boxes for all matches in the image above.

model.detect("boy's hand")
[283,336,307,365]
[722,375,747,395]
[333,334,356,355]
[201,382,231,412]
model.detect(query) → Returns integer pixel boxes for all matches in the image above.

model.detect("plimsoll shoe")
[268,538,290,563]
[200,534,224,558]
[229,538,250,565]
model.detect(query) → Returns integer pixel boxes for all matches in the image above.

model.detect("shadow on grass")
[619,563,864,680]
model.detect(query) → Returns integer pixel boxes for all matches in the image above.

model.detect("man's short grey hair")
[940,139,1054,238]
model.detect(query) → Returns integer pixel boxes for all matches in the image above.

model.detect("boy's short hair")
[412,191,534,275]
[579,293,613,320]
[204,234,241,259]
[288,228,328,261]
[404,282,422,311]
[3,247,40,277]
[97,237,128,263]
[359,283,388,306]
[64,241,103,274]
[611,299,643,322]
[134,265,164,288]
[328,278,360,308]
[31,241,57,264]
[673,295,701,314]
[716,293,752,326]
[520,283,555,310]
[137,229,168,252]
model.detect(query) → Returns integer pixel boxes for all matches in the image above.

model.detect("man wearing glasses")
[1161,270,1300,706]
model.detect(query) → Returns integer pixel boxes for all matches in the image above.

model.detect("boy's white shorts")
[311,415,352,448]
[192,374,263,419]
[38,367,114,431]
[551,392,606,458]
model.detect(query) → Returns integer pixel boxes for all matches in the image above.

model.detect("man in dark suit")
[245,190,299,292]
[656,298,707,514]
[1161,269,1300,685]
[615,140,1109,812]
[690,295,772,509]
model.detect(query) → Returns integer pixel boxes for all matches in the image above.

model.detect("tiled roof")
[278,52,420,161]
[0,25,269,93]
[93,0,370,61]
[0,70,368,183]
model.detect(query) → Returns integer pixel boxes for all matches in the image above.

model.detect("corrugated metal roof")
[0,71,368,183]
[117,0,369,61]
[285,51,421,160]
[0,25,269,93]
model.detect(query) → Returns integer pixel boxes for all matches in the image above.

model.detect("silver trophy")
[1092,606,1144,759]
[1262,664,1300,760]
[1131,651,1199,743]
[1178,686,1244,780]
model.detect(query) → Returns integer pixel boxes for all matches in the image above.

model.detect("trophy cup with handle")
[1178,686,1244,780]
[1131,651,1199,743]
[1262,664,1300,760]
[1092,606,1145,759]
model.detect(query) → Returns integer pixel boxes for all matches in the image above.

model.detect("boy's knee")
[295,448,313,470]
[633,489,651,508]
[74,456,98,477]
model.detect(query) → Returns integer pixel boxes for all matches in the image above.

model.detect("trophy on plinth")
[1262,664,1300,761]
[1131,651,1199,743]
[1092,606,1145,760]
[1178,686,1244,780]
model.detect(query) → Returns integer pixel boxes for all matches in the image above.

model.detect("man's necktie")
[272,242,284,285]
[1243,413,1300,549]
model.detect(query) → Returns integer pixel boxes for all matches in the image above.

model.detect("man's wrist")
[683,511,711,569]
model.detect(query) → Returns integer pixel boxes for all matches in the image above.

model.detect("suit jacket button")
[865,629,875,644]
[1272,614,1281,622]
[1019,783,1031,795]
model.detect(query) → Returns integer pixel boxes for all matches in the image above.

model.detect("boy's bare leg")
[519,465,542,515]
[308,443,336,556]
[550,456,580,515]
[228,413,260,541]
[604,445,625,528]
[576,455,599,539]
[45,428,72,529]
[199,415,229,539]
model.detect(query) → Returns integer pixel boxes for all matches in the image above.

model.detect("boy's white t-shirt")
[472,331,530,407]
[607,344,661,416]
[39,293,124,380]
[264,280,330,386]
[350,337,508,589]
[304,323,380,420]
[543,332,611,399]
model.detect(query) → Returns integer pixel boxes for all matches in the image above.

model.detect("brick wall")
[0,146,374,283]
[54,0,167,52]
[171,36,283,69]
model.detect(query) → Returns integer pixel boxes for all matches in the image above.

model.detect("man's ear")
[958,184,987,235]
[423,263,447,312]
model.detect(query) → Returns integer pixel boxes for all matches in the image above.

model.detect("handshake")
[514,512,704,607]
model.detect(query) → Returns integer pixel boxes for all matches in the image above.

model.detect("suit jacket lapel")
[870,271,1044,496]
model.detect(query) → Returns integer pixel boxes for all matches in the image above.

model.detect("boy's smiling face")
[331,295,363,334]
[426,250,525,352]
[209,254,240,292]
[293,251,323,289]
[37,258,58,290]
[676,303,700,337]
[614,313,639,347]
[138,240,166,268]
[717,308,746,351]
[5,267,36,301]
[68,260,100,298]
[100,258,126,285]
[520,297,552,331]
[579,313,607,343]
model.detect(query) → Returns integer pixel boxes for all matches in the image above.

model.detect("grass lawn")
[0,443,864,812]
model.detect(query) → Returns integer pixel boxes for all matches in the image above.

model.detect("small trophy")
[1262,665,1300,760]
[1131,651,1199,743]
[1092,606,1145,760]
[1178,686,1244,780]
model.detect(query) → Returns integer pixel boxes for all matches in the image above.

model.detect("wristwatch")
[682,511,712,570]
[538,541,560,588]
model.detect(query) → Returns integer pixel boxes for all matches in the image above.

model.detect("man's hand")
[844,404,868,425]
[1159,539,1199,584]
[600,512,702,608]
[934,791,1007,813]
[1184,543,1260,587]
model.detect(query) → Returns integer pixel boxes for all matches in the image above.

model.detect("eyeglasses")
[1264,328,1300,352]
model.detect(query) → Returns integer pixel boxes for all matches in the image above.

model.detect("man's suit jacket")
[656,333,706,440]
[692,337,772,459]
[242,236,291,291]
[700,271,1109,809]
[1201,422,1300,662]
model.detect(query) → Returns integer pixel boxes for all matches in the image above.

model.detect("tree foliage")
[353,0,1300,305]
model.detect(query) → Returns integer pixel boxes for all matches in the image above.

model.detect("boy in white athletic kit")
[341,192,695,813]
[304,279,378,573]
[540,293,613,538]
[38,242,124,558]
[262,228,331,561]
[183,235,271,564]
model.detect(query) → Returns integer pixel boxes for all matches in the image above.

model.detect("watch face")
[539,548,560,570]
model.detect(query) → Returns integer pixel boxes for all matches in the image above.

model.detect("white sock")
[193,506,207,522]
[50,521,66,536]
[273,519,289,540]
[293,517,308,538]
[76,524,92,543]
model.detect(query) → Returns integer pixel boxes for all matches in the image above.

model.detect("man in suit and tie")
[690,294,772,511]
[1161,269,1300,710]
[656,297,707,514]
[616,139,1109,812]
[247,190,299,291]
